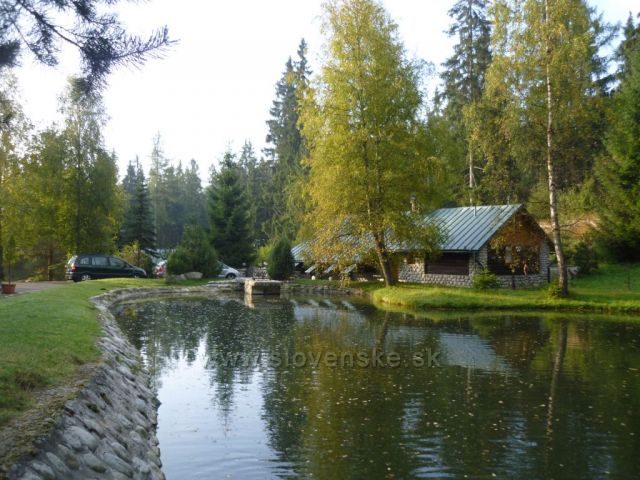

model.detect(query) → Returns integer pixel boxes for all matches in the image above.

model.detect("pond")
[114,295,640,479]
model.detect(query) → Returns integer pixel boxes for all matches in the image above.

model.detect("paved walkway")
[1,281,68,297]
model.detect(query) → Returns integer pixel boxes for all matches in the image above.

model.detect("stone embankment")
[6,280,355,479]
[6,284,241,480]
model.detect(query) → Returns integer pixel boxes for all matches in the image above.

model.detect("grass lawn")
[370,263,640,314]
[0,278,179,427]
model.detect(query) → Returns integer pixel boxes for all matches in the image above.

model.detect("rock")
[110,440,130,461]
[65,426,99,452]
[29,462,55,479]
[184,271,203,279]
[18,471,43,480]
[82,452,106,473]
[133,457,151,474]
[102,452,133,476]
[44,453,70,476]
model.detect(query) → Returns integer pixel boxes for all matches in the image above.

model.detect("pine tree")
[122,158,139,196]
[264,39,310,239]
[121,161,155,253]
[616,14,640,80]
[439,0,491,203]
[0,0,172,91]
[208,152,255,266]
[596,29,640,261]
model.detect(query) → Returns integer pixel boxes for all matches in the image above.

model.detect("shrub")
[167,247,192,276]
[473,268,500,290]
[267,237,294,280]
[167,224,220,277]
[567,240,598,276]
[117,241,154,274]
[547,282,563,299]
[255,244,273,266]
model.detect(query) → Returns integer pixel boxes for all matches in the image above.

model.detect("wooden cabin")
[399,204,551,288]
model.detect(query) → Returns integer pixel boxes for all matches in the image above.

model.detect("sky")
[13,0,640,180]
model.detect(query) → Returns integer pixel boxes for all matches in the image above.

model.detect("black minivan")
[65,254,147,282]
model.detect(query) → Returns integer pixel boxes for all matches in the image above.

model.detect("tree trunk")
[373,231,396,286]
[0,213,3,281]
[48,247,54,281]
[545,0,569,297]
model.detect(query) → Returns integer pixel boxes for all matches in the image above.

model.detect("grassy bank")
[371,263,640,314]
[0,278,168,427]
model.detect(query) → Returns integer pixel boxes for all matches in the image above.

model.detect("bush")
[167,224,220,278]
[254,244,273,266]
[547,282,563,299]
[473,268,500,290]
[567,240,598,276]
[117,241,154,274]
[267,237,294,280]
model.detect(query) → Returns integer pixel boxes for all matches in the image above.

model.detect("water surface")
[114,296,640,479]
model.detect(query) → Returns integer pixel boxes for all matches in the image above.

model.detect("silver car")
[219,263,240,279]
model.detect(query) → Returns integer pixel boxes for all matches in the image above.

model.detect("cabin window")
[425,253,470,276]
[488,245,540,275]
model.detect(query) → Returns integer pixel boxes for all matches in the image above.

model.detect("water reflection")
[114,296,640,479]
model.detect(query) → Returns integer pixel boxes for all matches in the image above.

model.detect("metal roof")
[422,204,523,252]
[292,204,527,259]
[291,241,309,263]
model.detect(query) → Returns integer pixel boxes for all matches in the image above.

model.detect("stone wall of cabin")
[398,242,550,289]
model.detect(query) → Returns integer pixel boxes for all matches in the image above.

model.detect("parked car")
[65,254,147,282]
[219,263,240,279]
[153,260,167,278]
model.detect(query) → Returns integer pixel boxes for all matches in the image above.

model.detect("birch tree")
[478,0,602,295]
[300,0,443,286]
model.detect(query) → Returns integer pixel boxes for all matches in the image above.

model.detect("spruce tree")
[121,161,155,253]
[264,39,310,239]
[596,31,640,261]
[439,0,492,203]
[0,0,172,91]
[208,152,255,266]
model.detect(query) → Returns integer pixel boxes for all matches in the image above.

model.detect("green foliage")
[149,135,208,249]
[473,268,500,290]
[116,241,154,274]
[167,223,220,278]
[470,0,608,203]
[59,82,120,254]
[301,0,445,286]
[255,243,273,266]
[121,160,155,253]
[264,39,310,240]
[437,0,492,203]
[208,152,255,266]
[596,29,640,261]
[237,141,275,246]
[267,238,294,280]
[166,248,191,276]
[0,0,172,91]
[567,240,598,276]
[546,282,564,299]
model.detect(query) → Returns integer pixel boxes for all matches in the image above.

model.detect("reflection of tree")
[545,321,567,460]
[115,300,640,478]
